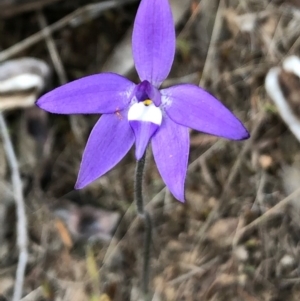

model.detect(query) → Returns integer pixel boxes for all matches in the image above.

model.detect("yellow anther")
[143,99,152,106]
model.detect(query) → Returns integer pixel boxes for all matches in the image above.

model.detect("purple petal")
[152,116,189,202]
[132,0,175,87]
[130,121,159,160]
[36,73,135,114]
[75,112,134,189]
[162,84,250,140]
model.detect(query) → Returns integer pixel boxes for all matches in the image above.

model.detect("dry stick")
[152,257,219,299]
[101,141,224,270]
[20,286,43,301]
[101,144,225,298]
[102,122,249,285]
[196,113,266,243]
[36,10,67,84]
[176,1,201,40]
[222,113,266,196]
[0,113,28,301]
[168,257,219,286]
[0,0,138,63]
[0,0,63,18]
[234,186,300,245]
[199,0,223,87]
[36,10,84,143]
[189,0,223,240]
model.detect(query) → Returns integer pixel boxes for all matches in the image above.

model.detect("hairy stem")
[135,152,152,295]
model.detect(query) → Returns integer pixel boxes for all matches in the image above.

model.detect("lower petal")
[75,112,134,189]
[152,116,189,202]
[162,84,249,140]
[130,121,159,160]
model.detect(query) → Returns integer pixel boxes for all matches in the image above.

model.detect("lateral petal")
[36,73,135,114]
[152,116,189,202]
[132,0,175,87]
[75,112,134,189]
[162,84,249,140]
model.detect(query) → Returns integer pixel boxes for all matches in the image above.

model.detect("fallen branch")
[0,0,138,62]
[0,0,63,18]
[0,112,28,301]
[233,186,300,245]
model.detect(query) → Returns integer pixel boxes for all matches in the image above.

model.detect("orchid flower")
[36,0,249,202]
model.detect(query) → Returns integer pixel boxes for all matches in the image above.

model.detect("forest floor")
[1,0,300,300]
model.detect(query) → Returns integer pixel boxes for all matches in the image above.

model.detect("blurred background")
[1,0,300,300]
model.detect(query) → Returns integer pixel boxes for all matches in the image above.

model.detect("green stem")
[134,152,152,295]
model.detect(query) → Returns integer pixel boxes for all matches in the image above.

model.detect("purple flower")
[36,0,249,202]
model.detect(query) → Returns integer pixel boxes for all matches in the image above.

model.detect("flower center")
[143,99,152,106]
[134,80,161,106]
[128,101,162,125]
[128,100,162,160]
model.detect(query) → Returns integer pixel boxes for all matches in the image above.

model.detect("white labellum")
[128,102,162,125]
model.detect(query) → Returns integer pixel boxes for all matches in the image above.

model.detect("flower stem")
[135,152,152,295]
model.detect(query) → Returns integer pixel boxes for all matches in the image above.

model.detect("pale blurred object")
[281,163,300,209]
[282,164,300,196]
[224,10,270,35]
[0,57,50,92]
[54,201,120,243]
[0,57,51,110]
[265,55,300,142]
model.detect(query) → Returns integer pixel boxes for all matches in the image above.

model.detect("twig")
[176,1,201,40]
[0,112,28,301]
[20,286,43,301]
[36,10,67,84]
[222,113,266,196]
[0,0,138,63]
[100,142,229,300]
[0,203,8,246]
[233,186,300,245]
[0,0,62,18]
[194,113,264,243]
[101,141,225,269]
[199,0,223,87]
[168,257,219,286]
[36,9,85,144]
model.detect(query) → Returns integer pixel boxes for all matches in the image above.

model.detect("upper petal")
[36,73,135,114]
[75,112,134,189]
[132,0,175,87]
[152,115,189,202]
[162,84,249,140]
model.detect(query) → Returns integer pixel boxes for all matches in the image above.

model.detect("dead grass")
[1,0,300,300]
